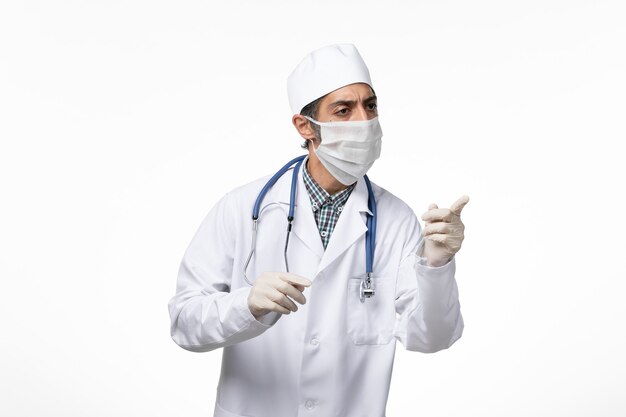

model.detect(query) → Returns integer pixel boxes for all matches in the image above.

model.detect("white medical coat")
[168,158,463,417]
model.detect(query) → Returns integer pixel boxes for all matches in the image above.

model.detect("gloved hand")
[247,272,312,320]
[420,195,469,267]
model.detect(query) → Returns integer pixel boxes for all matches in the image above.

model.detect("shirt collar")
[302,156,356,212]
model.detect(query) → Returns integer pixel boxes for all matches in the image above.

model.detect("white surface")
[1,1,624,416]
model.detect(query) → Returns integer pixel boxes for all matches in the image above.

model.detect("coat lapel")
[316,175,371,274]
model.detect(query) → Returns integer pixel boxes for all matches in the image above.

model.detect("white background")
[1,0,625,416]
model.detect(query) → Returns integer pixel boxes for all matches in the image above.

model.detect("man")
[168,43,469,417]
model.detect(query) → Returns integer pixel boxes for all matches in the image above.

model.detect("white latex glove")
[247,272,312,320]
[420,195,469,267]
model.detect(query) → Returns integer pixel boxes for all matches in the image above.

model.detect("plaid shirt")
[302,157,357,250]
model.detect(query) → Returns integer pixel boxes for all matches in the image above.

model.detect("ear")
[292,114,317,140]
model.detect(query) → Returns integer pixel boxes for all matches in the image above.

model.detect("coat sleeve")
[393,210,464,353]
[168,191,276,353]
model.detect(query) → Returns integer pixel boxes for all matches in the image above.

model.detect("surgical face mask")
[304,116,383,186]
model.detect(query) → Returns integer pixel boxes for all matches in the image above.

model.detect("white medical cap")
[287,43,373,115]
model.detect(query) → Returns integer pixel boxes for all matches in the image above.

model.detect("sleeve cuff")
[414,239,455,270]
[416,254,454,269]
[414,252,456,278]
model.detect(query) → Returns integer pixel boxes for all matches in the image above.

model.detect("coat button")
[310,338,319,346]
[305,399,315,410]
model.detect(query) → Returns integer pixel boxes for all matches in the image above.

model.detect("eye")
[336,108,349,115]
[367,102,378,110]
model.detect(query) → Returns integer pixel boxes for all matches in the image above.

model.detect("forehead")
[322,82,375,103]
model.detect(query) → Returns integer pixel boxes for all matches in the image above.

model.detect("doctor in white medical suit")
[168,43,469,417]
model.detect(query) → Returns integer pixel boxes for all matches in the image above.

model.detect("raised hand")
[420,195,469,267]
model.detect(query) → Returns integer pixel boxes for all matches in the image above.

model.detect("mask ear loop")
[304,117,322,147]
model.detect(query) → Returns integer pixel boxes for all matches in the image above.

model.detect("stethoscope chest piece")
[359,273,375,303]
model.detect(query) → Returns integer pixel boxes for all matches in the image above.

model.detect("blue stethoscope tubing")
[243,155,377,302]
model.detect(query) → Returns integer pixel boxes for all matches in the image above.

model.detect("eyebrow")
[327,95,377,109]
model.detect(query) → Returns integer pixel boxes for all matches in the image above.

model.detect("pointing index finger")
[450,195,470,216]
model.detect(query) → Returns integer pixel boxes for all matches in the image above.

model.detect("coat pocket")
[346,277,396,345]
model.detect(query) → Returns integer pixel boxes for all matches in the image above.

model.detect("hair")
[299,95,324,149]
[298,85,377,149]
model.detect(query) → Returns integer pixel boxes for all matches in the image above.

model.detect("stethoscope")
[243,155,377,302]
